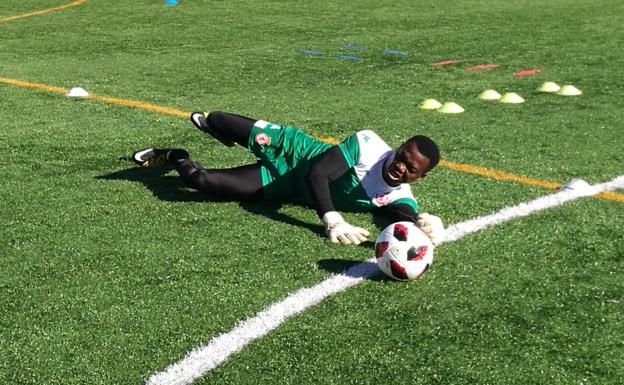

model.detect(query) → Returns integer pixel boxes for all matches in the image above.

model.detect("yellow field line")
[90,94,189,118]
[439,160,561,189]
[0,76,190,117]
[0,76,68,94]
[438,160,624,201]
[1,75,622,203]
[594,191,624,202]
[0,0,86,23]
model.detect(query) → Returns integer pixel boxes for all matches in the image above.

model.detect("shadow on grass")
[97,166,325,239]
[316,258,389,282]
[99,166,392,279]
[239,200,324,237]
[96,166,214,202]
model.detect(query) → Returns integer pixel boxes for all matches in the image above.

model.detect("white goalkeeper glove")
[322,211,370,245]
[416,213,446,245]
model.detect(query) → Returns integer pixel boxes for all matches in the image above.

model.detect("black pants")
[172,111,264,200]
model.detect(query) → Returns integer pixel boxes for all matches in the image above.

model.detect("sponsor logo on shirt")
[255,133,271,146]
[374,192,389,205]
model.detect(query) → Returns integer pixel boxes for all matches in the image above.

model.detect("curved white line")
[147,175,624,385]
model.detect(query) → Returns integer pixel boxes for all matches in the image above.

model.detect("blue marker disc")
[298,48,323,56]
[384,49,408,56]
[336,54,364,61]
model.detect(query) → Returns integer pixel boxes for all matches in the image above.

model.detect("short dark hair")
[404,135,440,173]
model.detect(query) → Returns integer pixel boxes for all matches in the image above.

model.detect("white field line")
[146,175,624,385]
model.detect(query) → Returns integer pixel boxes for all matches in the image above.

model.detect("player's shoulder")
[353,130,391,161]
[354,130,386,145]
[339,129,392,167]
[353,130,391,152]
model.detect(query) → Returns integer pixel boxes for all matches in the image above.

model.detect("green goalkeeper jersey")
[248,120,419,213]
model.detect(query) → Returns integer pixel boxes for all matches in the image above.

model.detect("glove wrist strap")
[322,211,344,228]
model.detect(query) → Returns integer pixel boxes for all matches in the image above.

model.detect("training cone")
[438,102,464,114]
[557,85,582,96]
[65,87,89,98]
[499,92,524,104]
[419,98,442,110]
[165,0,178,5]
[479,89,502,100]
[538,81,560,93]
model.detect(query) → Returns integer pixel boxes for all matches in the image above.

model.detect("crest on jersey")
[255,133,271,146]
[374,192,389,205]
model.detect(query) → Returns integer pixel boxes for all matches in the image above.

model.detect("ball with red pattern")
[375,221,434,281]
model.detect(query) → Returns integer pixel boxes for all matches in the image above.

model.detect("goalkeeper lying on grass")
[131,111,445,245]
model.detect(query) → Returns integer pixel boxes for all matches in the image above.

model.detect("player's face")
[383,141,430,186]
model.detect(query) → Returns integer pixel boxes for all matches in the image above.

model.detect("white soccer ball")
[375,221,434,281]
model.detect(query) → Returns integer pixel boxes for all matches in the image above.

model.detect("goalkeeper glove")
[322,211,370,245]
[416,213,446,245]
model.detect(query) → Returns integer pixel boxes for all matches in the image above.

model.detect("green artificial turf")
[0,0,622,384]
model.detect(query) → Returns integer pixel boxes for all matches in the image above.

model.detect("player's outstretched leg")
[132,148,189,168]
[168,150,263,199]
[190,111,255,148]
[131,147,262,199]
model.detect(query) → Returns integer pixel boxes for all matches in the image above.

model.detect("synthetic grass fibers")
[146,175,624,385]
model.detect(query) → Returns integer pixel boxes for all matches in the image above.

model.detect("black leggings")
[206,111,255,147]
[172,111,264,200]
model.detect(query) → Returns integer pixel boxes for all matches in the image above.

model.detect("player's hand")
[416,213,446,245]
[322,211,370,245]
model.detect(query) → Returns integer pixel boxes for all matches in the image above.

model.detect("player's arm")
[378,203,446,245]
[378,202,419,223]
[306,146,370,245]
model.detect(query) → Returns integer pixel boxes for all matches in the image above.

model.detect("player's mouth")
[386,163,403,183]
